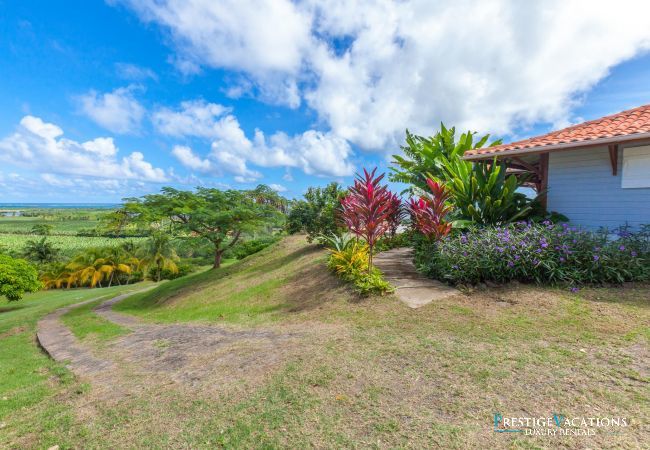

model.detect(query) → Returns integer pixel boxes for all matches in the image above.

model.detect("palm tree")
[137,232,179,282]
[40,263,75,289]
[66,248,113,288]
[23,237,59,264]
[96,247,138,287]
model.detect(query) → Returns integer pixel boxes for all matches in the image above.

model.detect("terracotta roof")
[464,104,650,160]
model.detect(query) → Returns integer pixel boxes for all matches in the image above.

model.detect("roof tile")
[465,104,650,157]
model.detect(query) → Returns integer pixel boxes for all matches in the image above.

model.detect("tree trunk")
[157,264,162,282]
[213,249,222,269]
[108,272,114,288]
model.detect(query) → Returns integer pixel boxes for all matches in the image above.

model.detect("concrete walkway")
[374,247,458,308]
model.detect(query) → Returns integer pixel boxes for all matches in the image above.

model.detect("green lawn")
[0,283,150,448]
[1,236,648,448]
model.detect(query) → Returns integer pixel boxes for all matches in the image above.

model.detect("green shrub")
[390,125,537,224]
[147,261,192,281]
[223,236,280,260]
[374,231,413,253]
[0,254,41,301]
[327,243,393,296]
[414,222,649,287]
[286,182,347,241]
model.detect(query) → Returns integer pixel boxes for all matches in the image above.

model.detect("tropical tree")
[391,125,500,192]
[23,237,59,264]
[340,168,395,271]
[250,184,289,213]
[137,232,179,282]
[98,247,138,287]
[31,224,53,235]
[437,156,534,224]
[0,254,41,301]
[287,182,347,241]
[125,187,277,269]
[391,124,536,224]
[66,248,111,288]
[40,263,75,289]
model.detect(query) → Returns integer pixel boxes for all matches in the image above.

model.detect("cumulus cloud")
[163,100,355,179]
[153,100,232,139]
[78,86,145,133]
[116,0,650,149]
[0,115,167,182]
[171,145,214,172]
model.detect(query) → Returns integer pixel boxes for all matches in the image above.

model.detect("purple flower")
[496,247,504,253]
[570,287,580,293]
[631,251,638,257]
[514,255,520,260]
[594,246,601,252]
[543,220,552,226]
[508,261,515,267]
[593,255,600,261]
[452,265,459,270]
[462,251,468,257]
[559,257,566,262]
[461,235,468,243]
[533,259,540,266]
[619,245,625,251]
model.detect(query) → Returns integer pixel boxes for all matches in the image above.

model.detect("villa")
[464,105,650,229]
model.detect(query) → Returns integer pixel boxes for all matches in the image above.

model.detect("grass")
[113,239,314,325]
[2,235,648,448]
[0,283,149,448]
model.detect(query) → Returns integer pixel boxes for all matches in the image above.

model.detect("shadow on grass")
[577,283,650,308]
[0,304,26,314]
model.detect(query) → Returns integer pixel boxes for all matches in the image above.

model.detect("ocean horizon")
[0,203,120,209]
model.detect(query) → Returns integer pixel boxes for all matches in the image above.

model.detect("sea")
[0,203,119,209]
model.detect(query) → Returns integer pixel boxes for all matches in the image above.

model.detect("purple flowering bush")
[414,222,649,286]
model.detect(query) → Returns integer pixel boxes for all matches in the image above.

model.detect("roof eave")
[462,131,650,161]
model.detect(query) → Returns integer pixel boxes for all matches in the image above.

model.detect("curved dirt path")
[37,287,304,394]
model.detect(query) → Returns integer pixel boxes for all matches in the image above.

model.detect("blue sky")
[1,0,650,202]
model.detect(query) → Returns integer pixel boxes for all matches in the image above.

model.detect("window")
[622,145,650,188]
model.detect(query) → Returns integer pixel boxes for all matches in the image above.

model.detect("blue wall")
[547,144,650,230]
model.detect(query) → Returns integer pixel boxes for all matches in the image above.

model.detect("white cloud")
[115,62,158,81]
[171,145,214,172]
[0,115,167,182]
[269,183,287,192]
[153,100,232,139]
[117,0,650,149]
[78,86,145,134]
[161,100,355,179]
[119,0,311,107]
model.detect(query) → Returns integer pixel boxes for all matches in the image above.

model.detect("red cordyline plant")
[340,168,395,271]
[385,192,405,238]
[407,179,453,241]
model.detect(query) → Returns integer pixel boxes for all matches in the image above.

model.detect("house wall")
[547,143,650,230]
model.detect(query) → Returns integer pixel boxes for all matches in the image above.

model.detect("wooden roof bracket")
[510,156,541,178]
[608,144,618,176]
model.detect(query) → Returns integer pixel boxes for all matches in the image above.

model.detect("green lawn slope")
[113,235,349,325]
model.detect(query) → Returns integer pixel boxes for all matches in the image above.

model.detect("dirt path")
[374,247,458,308]
[36,294,129,395]
[37,289,305,395]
